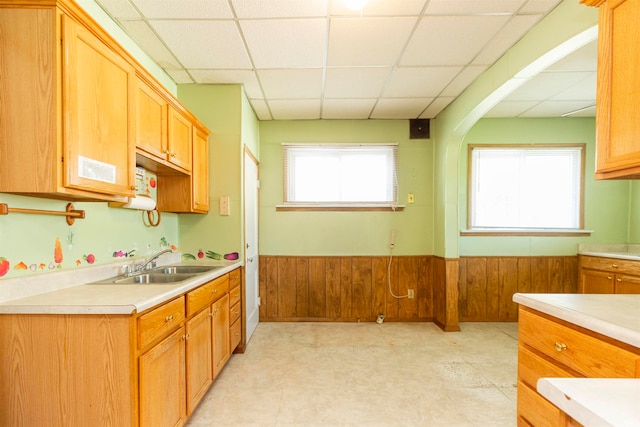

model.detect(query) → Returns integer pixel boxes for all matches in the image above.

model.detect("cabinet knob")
[212,289,217,294]
[130,185,137,190]
[171,153,177,158]
[607,276,612,280]
[612,263,618,268]
[165,315,174,322]
[163,149,170,154]
[183,334,189,340]
[554,342,567,352]
[617,278,622,282]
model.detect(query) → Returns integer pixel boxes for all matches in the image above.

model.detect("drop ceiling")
[94,0,597,120]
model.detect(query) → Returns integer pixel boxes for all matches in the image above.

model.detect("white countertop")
[0,260,242,315]
[578,243,640,261]
[537,378,640,426]
[512,293,640,348]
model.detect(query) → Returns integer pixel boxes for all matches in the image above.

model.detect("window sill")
[276,204,405,212]
[460,228,593,237]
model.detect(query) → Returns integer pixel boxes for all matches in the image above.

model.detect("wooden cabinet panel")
[579,268,614,293]
[517,380,562,427]
[139,326,186,427]
[581,0,640,178]
[230,317,242,352]
[615,273,640,293]
[136,76,167,160]
[168,106,192,172]
[138,297,185,350]
[186,274,229,316]
[185,308,212,416]
[212,294,230,378]
[519,308,640,378]
[192,126,209,212]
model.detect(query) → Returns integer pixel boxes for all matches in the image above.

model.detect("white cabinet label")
[78,156,117,184]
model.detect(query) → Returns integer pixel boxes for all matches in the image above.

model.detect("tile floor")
[186,321,519,427]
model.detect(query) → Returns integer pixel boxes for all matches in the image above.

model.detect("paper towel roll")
[122,196,157,211]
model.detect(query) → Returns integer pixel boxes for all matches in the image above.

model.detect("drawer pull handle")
[165,315,174,322]
[554,342,567,352]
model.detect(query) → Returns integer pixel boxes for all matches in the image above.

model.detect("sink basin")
[153,265,222,275]
[112,273,196,284]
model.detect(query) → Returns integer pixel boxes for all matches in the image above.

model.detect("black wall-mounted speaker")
[409,119,430,139]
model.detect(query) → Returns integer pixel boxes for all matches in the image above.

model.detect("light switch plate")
[219,195,230,216]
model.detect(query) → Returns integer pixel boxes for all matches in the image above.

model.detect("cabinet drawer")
[229,285,240,308]
[518,345,576,389]
[229,301,241,325]
[519,308,640,378]
[186,274,229,317]
[579,255,640,275]
[517,380,561,427]
[230,318,241,352]
[138,297,185,349]
[229,268,240,289]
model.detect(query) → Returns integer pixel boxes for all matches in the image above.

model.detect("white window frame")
[464,144,589,236]
[278,143,401,211]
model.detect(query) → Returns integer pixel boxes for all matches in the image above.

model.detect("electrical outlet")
[408,289,415,299]
[219,195,230,216]
[408,193,415,204]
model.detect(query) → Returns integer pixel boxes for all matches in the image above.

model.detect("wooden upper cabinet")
[0,6,135,200]
[62,15,135,197]
[192,126,210,212]
[582,0,640,179]
[168,106,193,172]
[136,76,168,161]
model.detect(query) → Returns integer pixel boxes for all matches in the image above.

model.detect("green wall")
[177,85,260,259]
[458,118,630,256]
[259,120,434,256]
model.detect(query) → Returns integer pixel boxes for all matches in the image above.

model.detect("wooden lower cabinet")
[185,307,213,415]
[579,255,640,294]
[212,293,230,378]
[0,268,243,427]
[139,326,187,427]
[516,306,640,426]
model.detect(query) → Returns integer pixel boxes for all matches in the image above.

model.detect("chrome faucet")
[129,249,172,275]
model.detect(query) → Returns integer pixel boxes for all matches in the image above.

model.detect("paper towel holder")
[109,195,157,211]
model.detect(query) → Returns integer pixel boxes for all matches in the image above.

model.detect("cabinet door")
[593,0,640,178]
[62,15,135,197]
[185,308,213,416]
[192,126,209,212]
[168,107,193,172]
[139,327,186,427]
[615,274,640,293]
[136,76,167,160]
[579,269,614,293]
[212,294,230,378]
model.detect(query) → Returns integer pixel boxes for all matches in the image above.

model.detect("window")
[467,144,585,233]
[281,143,398,209]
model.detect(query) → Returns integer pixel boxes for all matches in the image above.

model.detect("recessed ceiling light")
[343,0,368,11]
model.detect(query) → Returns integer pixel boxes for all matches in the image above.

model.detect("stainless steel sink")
[113,273,196,284]
[153,265,222,275]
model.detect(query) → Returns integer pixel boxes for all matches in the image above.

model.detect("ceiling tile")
[504,71,594,101]
[425,0,527,15]
[189,69,263,99]
[401,15,510,66]
[330,0,427,16]
[520,100,595,117]
[321,99,377,119]
[441,65,487,97]
[241,19,326,68]
[484,101,538,117]
[269,99,321,120]
[324,67,391,98]
[232,0,328,18]
[248,99,272,120]
[165,69,194,84]
[149,20,252,69]
[327,17,417,66]
[546,40,597,72]
[371,98,432,119]
[258,69,324,99]
[119,20,181,69]
[420,97,455,118]
[520,0,563,14]
[549,73,596,101]
[383,67,461,97]
[95,0,141,19]
[472,15,542,66]
[129,0,233,19]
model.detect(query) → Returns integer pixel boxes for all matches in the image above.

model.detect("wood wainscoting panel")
[259,256,433,322]
[458,256,578,322]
